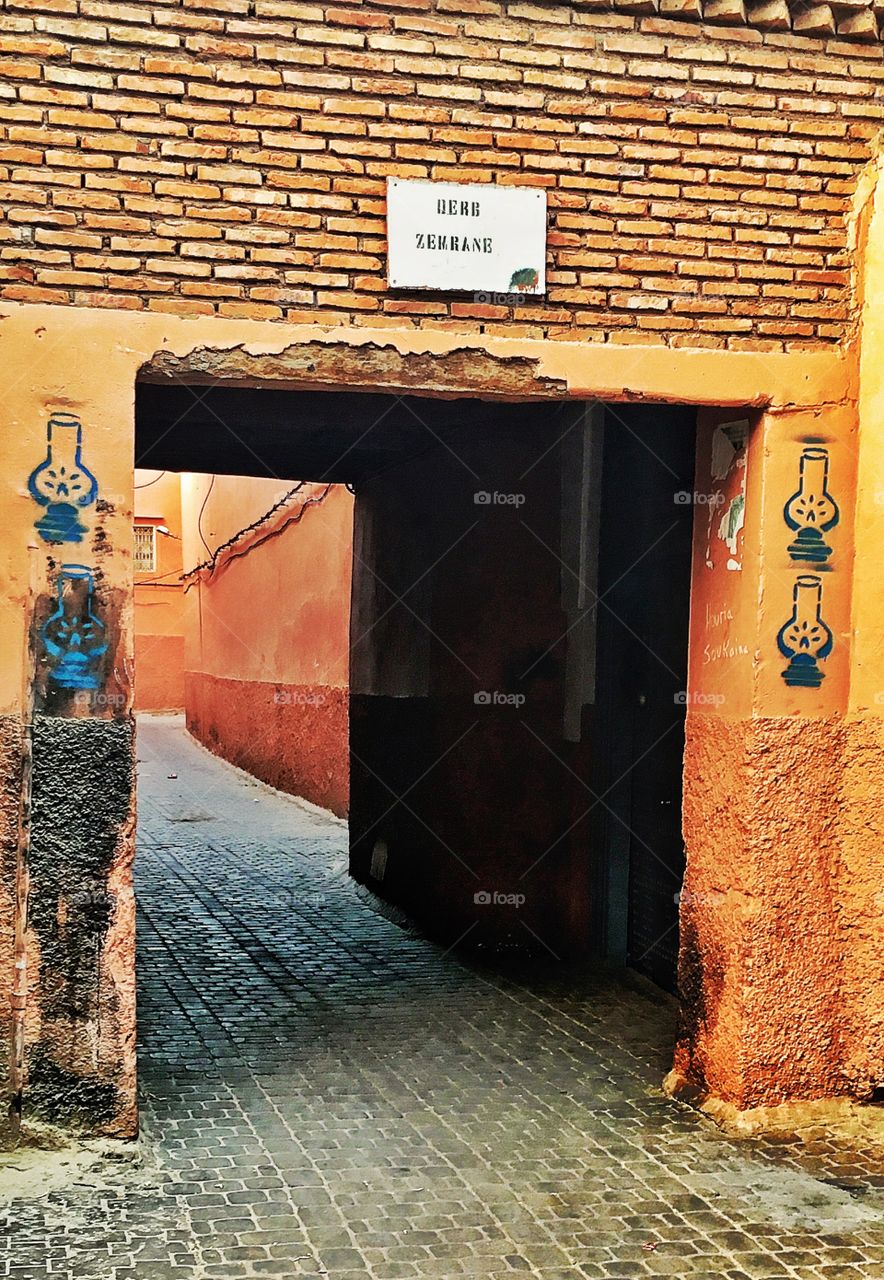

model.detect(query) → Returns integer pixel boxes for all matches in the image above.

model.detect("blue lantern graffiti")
[41,564,108,691]
[777,574,833,689]
[27,412,99,544]
[783,446,839,564]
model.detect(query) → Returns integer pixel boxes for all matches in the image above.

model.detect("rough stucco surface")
[0,714,22,1102]
[673,712,749,1101]
[677,714,882,1110]
[741,717,848,1105]
[26,715,136,1134]
[836,718,884,1097]
[185,675,348,819]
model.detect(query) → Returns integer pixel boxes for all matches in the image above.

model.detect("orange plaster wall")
[685,409,757,722]
[0,300,878,1131]
[840,157,884,1097]
[674,281,882,1108]
[180,475,353,817]
[134,469,185,713]
[0,315,139,1136]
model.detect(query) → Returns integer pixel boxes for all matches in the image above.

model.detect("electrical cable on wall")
[134,470,167,490]
[196,473,216,557]
[134,572,186,586]
[182,481,336,590]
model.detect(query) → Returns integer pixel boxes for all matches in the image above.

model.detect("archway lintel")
[133,324,845,411]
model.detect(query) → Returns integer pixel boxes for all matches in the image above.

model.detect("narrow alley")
[4,716,884,1279]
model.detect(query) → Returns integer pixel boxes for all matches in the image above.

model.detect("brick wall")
[1,0,881,350]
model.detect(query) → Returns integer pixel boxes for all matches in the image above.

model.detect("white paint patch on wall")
[705,420,749,572]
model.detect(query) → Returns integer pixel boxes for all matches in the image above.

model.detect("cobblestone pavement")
[3,715,884,1279]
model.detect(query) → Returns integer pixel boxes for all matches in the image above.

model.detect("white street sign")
[386,179,547,296]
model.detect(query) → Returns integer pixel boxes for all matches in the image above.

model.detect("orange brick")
[148,297,214,315]
[0,4,873,348]
[327,8,392,29]
[218,300,284,319]
[297,25,364,47]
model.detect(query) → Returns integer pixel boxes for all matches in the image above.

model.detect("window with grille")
[134,524,156,573]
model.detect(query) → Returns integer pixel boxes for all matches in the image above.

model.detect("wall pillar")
[671,398,870,1112]
[841,158,884,1099]
[0,327,137,1136]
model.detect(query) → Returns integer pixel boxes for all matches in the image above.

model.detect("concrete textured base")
[185,672,348,817]
[3,714,137,1137]
[675,714,884,1112]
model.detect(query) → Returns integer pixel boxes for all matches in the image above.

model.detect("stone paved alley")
[3,715,884,1279]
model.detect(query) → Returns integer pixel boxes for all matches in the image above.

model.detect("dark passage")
[136,386,697,981]
[591,405,697,991]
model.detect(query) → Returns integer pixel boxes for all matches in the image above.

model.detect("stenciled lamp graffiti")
[27,411,99,544]
[777,574,834,689]
[783,446,839,564]
[41,564,108,691]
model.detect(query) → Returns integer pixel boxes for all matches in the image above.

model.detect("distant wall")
[349,406,597,958]
[134,469,185,712]
[181,475,353,817]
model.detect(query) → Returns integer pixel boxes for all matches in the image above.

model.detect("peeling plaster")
[138,339,569,401]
